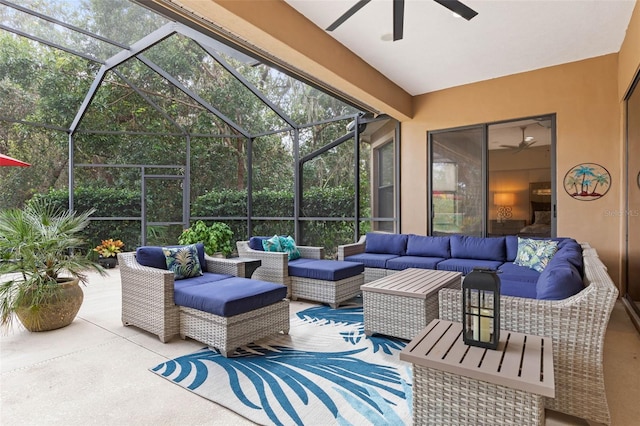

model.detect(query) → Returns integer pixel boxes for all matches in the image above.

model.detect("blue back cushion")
[249,236,269,251]
[450,235,506,261]
[505,236,519,262]
[536,263,584,300]
[344,253,399,269]
[406,235,450,258]
[365,232,408,255]
[137,243,207,272]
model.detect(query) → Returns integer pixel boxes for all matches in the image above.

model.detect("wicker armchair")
[236,240,325,296]
[118,252,290,356]
[438,243,618,425]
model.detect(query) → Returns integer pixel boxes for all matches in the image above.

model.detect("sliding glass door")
[429,126,484,236]
[428,116,554,237]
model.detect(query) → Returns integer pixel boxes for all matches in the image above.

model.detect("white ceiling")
[285,0,636,96]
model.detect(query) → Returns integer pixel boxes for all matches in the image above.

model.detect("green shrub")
[178,220,234,257]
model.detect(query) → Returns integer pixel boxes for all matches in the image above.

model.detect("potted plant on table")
[178,220,234,257]
[0,200,105,332]
[93,239,124,268]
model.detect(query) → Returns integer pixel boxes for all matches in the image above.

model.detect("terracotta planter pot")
[16,277,84,332]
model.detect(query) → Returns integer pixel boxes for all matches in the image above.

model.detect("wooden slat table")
[400,319,555,426]
[360,268,462,340]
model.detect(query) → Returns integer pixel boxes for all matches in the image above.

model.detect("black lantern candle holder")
[462,267,501,349]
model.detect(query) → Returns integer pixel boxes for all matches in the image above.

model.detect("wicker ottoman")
[289,259,364,308]
[361,268,461,340]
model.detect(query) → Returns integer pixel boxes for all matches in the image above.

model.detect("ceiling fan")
[500,126,537,153]
[326,0,478,41]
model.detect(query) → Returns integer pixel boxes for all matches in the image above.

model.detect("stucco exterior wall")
[404,54,622,282]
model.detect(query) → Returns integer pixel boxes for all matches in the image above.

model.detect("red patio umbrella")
[0,153,30,167]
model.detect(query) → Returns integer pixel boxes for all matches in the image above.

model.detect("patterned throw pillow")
[262,235,283,252]
[163,244,203,280]
[279,235,301,261]
[261,235,301,261]
[514,238,559,272]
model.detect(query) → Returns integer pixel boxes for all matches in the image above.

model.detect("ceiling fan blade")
[326,0,372,31]
[433,0,478,21]
[393,0,404,41]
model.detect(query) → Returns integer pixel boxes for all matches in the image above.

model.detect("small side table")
[206,257,261,278]
[400,319,554,426]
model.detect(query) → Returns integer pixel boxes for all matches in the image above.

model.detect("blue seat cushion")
[406,235,450,258]
[500,277,538,299]
[248,236,270,251]
[344,253,399,269]
[450,235,506,262]
[137,243,207,272]
[173,272,234,290]
[288,259,364,281]
[365,232,408,255]
[174,277,287,317]
[536,263,584,300]
[385,256,446,271]
[498,262,540,283]
[437,258,503,275]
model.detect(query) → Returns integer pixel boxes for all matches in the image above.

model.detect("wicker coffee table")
[360,268,462,340]
[400,319,555,426]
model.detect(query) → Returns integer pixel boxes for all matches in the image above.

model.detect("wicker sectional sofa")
[118,244,289,357]
[338,232,585,301]
[340,233,618,424]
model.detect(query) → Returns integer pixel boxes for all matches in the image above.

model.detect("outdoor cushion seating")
[118,244,289,357]
[338,232,585,301]
[237,237,365,307]
[439,243,618,425]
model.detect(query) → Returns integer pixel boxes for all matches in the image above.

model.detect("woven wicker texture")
[337,236,393,283]
[236,241,325,297]
[290,274,364,308]
[438,243,617,425]
[413,365,545,426]
[362,269,461,340]
[118,251,290,357]
[180,299,290,357]
[119,252,180,343]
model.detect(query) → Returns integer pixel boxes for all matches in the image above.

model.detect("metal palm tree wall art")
[563,163,611,200]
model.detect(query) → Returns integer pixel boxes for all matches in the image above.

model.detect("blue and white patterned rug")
[150,305,413,425]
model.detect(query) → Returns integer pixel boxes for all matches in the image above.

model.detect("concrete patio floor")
[1,268,639,425]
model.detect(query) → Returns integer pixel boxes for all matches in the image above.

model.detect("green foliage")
[30,187,142,250]
[0,199,105,329]
[178,220,234,257]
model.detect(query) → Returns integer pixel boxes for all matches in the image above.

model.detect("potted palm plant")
[0,200,105,332]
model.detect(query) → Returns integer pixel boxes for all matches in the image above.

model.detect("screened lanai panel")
[75,133,186,166]
[218,52,360,123]
[74,70,183,134]
[143,34,289,136]
[252,133,294,220]
[109,57,237,135]
[1,0,169,62]
[0,35,98,127]
[189,135,247,214]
